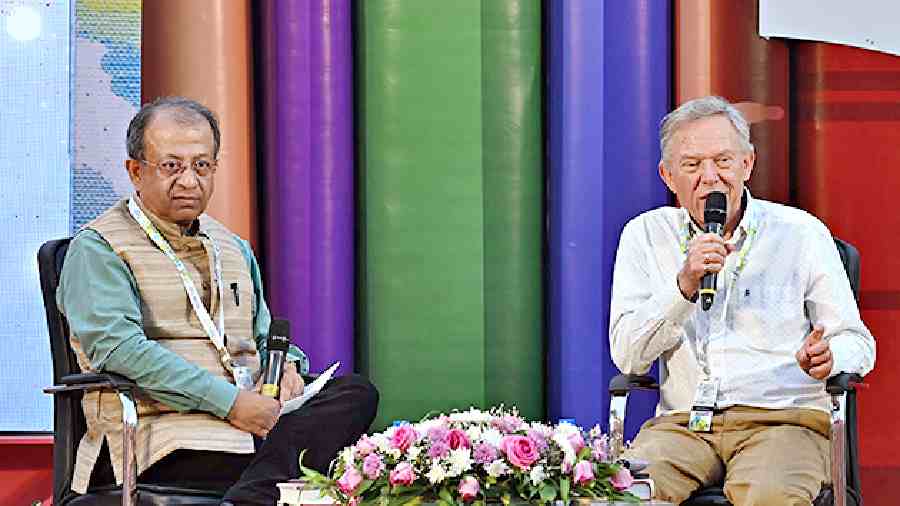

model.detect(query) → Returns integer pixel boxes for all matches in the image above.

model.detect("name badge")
[688,377,719,433]
[232,365,255,391]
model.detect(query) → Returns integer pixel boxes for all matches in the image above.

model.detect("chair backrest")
[834,237,861,301]
[37,238,83,505]
[832,237,863,503]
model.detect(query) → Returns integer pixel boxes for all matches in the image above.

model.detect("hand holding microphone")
[262,319,291,399]
[676,192,735,309]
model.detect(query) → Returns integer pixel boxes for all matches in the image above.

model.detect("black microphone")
[262,319,291,398]
[700,192,727,311]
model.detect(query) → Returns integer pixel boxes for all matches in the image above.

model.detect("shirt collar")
[681,187,760,244]
[133,193,202,247]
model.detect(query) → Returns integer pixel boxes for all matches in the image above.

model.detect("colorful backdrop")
[2,1,898,504]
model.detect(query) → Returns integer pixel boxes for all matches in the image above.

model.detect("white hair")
[659,96,753,163]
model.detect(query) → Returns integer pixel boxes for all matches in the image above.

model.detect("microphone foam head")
[268,319,291,352]
[704,191,727,226]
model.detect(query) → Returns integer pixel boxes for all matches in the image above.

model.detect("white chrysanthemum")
[552,433,576,467]
[447,448,473,477]
[529,465,546,486]
[553,422,580,438]
[426,463,447,484]
[371,433,391,452]
[485,459,511,477]
[480,428,504,448]
[341,447,354,465]
[407,445,422,461]
[387,448,402,460]
[416,418,445,434]
[466,425,483,441]
[529,422,553,436]
[448,408,493,423]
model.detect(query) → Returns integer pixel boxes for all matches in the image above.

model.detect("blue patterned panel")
[71,0,140,231]
[0,0,71,432]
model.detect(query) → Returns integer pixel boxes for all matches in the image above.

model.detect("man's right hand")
[677,233,736,301]
[226,389,281,438]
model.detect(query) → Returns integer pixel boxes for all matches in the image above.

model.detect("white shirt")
[609,191,876,415]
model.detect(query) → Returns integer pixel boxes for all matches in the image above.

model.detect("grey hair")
[659,96,753,163]
[126,96,221,160]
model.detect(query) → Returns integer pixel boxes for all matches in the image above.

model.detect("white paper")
[279,362,340,416]
[759,0,900,57]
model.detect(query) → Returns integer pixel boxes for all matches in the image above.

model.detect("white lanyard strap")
[127,198,234,370]
[682,223,758,376]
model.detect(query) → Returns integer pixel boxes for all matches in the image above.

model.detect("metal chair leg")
[608,393,629,462]
[118,392,138,506]
[830,391,848,506]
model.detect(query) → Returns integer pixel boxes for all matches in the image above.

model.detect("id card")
[688,408,714,432]
[688,377,719,433]
[232,365,255,391]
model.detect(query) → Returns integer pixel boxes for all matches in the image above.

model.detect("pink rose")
[458,476,480,502]
[447,428,471,450]
[590,438,608,461]
[337,466,363,494]
[499,435,540,469]
[355,435,377,457]
[493,415,525,432]
[389,462,416,487]
[572,460,594,485]
[362,453,385,480]
[609,467,633,491]
[568,432,585,453]
[390,424,419,452]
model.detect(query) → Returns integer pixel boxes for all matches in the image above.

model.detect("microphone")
[261,319,291,398]
[699,192,727,311]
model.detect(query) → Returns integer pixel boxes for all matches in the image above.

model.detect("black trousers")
[89,374,378,505]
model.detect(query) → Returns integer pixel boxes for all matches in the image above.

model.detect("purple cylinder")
[258,0,354,374]
[548,0,670,439]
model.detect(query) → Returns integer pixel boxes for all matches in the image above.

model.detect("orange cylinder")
[141,0,256,244]
[675,0,790,203]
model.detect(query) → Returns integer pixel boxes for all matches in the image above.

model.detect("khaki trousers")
[626,406,831,506]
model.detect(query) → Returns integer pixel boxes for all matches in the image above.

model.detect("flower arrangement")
[300,407,637,505]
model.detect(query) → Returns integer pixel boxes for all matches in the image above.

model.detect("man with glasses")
[57,97,378,504]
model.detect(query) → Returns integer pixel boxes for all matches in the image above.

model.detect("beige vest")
[69,199,260,493]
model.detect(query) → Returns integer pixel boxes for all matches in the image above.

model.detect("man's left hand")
[795,326,833,380]
[279,361,305,403]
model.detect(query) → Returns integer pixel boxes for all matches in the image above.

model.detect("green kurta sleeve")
[57,230,239,418]
[233,237,310,375]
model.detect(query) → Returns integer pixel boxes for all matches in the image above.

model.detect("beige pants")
[626,406,831,506]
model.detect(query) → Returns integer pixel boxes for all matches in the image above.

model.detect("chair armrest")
[44,372,143,503]
[44,372,141,395]
[609,373,659,396]
[826,373,863,395]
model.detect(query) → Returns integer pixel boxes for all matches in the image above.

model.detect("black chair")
[38,238,223,505]
[608,238,866,506]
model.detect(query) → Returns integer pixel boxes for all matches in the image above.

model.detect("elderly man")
[610,96,875,505]
[57,96,377,504]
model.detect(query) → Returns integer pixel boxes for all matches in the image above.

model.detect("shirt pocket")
[736,281,804,348]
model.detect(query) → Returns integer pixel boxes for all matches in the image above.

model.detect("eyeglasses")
[139,158,218,178]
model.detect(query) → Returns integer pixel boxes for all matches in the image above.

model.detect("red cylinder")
[793,40,900,498]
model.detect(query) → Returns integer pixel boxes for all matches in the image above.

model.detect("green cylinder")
[356,0,543,429]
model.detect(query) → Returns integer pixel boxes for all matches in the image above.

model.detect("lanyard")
[680,220,757,376]
[127,198,253,389]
